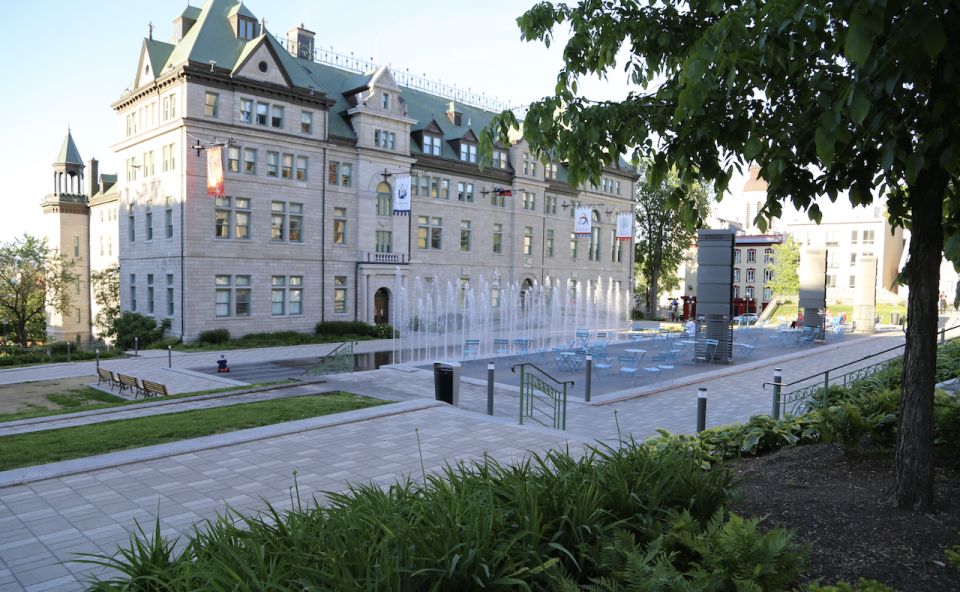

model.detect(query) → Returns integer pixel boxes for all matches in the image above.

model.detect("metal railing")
[512,362,573,430]
[302,341,356,377]
[764,323,960,416]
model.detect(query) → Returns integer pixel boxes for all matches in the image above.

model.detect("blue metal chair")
[462,339,480,361]
[618,354,638,384]
[493,338,511,357]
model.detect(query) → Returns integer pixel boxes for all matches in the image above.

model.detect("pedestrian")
[940,292,947,314]
[217,354,230,373]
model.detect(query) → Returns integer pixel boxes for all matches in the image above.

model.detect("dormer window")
[381,92,391,110]
[545,162,558,180]
[459,143,477,163]
[238,17,256,40]
[423,134,441,156]
[492,150,508,169]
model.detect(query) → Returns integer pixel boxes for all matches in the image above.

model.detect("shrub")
[314,321,389,339]
[802,580,895,592]
[197,328,230,344]
[371,323,397,339]
[111,312,170,350]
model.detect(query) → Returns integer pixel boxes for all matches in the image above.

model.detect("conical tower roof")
[54,130,84,166]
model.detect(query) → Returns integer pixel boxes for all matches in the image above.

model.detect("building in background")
[44,0,636,343]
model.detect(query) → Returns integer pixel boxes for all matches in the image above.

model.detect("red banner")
[207,146,224,196]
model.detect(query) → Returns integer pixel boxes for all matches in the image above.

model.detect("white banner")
[206,146,223,197]
[616,212,633,241]
[574,207,592,235]
[393,174,411,215]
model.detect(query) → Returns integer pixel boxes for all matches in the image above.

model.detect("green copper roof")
[227,2,255,19]
[54,131,83,166]
[163,0,247,74]
[144,39,174,77]
[181,5,202,20]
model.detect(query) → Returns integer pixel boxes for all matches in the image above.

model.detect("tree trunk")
[648,266,660,319]
[893,169,947,510]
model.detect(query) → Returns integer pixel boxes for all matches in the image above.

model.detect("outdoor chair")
[693,339,719,364]
[533,337,553,362]
[462,339,480,361]
[493,338,511,357]
[593,356,615,376]
[575,329,591,348]
[618,354,638,384]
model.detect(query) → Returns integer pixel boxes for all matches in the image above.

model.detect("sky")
[0,0,762,244]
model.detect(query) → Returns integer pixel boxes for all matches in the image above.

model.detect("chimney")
[87,158,99,197]
[287,24,315,60]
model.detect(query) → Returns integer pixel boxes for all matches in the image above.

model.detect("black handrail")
[511,361,575,388]
[762,322,960,390]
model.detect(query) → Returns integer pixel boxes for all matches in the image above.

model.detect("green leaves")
[815,127,836,167]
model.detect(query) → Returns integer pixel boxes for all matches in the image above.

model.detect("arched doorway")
[520,278,534,309]
[374,288,390,324]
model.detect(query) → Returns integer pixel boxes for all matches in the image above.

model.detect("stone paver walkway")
[0,328,953,591]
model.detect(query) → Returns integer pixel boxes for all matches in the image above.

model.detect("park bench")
[117,373,145,399]
[141,379,169,399]
[96,367,119,390]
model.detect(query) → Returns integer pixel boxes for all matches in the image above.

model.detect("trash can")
[433,361,461,405]
[890,312,901,325]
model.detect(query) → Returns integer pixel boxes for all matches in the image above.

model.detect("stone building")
[65,0,636,342]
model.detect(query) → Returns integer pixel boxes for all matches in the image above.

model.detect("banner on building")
[493,187,513,197]
[393,174,411,215]
[616,212,633,241]
[574,206,592,236]
[206,146,224,197]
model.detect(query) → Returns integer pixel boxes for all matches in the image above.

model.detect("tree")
[767,237,801,301]
[91,264,120,339]
[111,312,169,350]
[634,168,709,317]
[0,235,74,346]
[482,1,959,509]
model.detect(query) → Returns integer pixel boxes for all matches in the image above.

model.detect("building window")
[145,210,153,241]
[419,175,430,197]
[430,177,440,199]
[244,149,257,175]
[734,249,741,264]
[375,130,396,149]
[270,105,283,128]
[333,276,347,314]
[289,203,303,242]
[128,209,135,242]
[292,155,306,181]
[126,157,138,182]
[734,268,741,282]
[333,207,346,244]
[129,274,137,312]
[235,198,251,239]
[764,248,774,263]
[764,268,773,282]
[280,153,292,179]
[271,202,285,241]
[545,196,557,214]
[143,151,155,176]
[240,99,253,123]
[850,253,857,265]
[328,162,352,186]
[376,185,392,216]
[746,249,756,263]
[851,230,858,244]
[457,182,474,202]
[492,223,503,254]
[147,274,155,314]
[545,162,558,180]
[256,102,269,125]
[204,92,219,117]
[227,147,240,173]
[733,285,740,298]
[417,216,442,250]
[521,191,534,211]
[411,174,420,196]
[746,268,755,282]
[745,286,755,299]
[440,178,450,199]
[238,18,255,39]
[849,275,857,289]
[522,153,531,175]
[825,231,839,247]
[862,229,875,245]
[459,143,477,163]
[271,276,286,315]
[460,220,471,252]
[423,134,441,156]
[72,236,80,258]
[382,92,391,109]
[267,151,279,177]
[492,150,508,169]
[589,226,600,261]
[523,226,533,256]
[826,274,837,288]
[216,275,251,317]
[301,111,313,134]
[165,202,174,239]
[546,229,555,257]
[570,233,578,259]
[376,230,392,253]
[215,196,232,238]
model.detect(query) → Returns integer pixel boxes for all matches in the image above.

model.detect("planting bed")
[730,443,960,591]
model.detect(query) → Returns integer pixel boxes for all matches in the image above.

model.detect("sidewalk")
[0,331,924,591]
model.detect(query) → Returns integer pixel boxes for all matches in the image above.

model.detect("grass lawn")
[173,334,378,352]
[0,392,385,471]
[0,382,293,424]
[766,301,907,324]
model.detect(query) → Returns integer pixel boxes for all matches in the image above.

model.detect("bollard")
[696,387,707,433]
[772,367,782,419]
[95,348,100,368]
[66,341,71,363]
[134,337,139,357]
[585,354,593,402]
[168,345,172,368]
[487,362,495,416]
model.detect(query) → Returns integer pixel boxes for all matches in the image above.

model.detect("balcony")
[361,251,408,264]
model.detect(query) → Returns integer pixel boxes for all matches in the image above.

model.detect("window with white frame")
[544,195,557,214]
[240,98,253,123]
[281,154,293,179]
[546,230,555,257]
[128,205,135,242]
[143,151,155,176]
[491,189,505,208]
[145,206,153,241]
[381,92,391,110]
[734,268,741,282]
[376,230,392,253]
[376,184,392,216]
[440,178,450,199]
[204,92,219,117]
[295,156,308,181]
[746,268,755,282]
[147,274,155,314]
[301,111,313,134]
[862,229,875,244]
[733,285,740,298]
[423,134,441,156]
[215,196,232,238]
[256,102,269,125]
[375,130,396,149]
[492,223,503,254]
[492,150,508,169]
[161,144,175,171]
[745,286,754,299]
[763,287,772,300]
[826,274,837,287]
[850,230,858,244]
[524,226,533,256]
[271,105,284,128]
[459,143,477,163]
[417,216,442,250]
[522,191,535,211]
[570,233,578,259]
[271,201,302,242]
[764,248,773,263]
[166,274,174,316]
[266,151,279,177]
[460,220,471,252]
[333,276,347,314]
[333,207,346,244]
[327,161,352,186]
[457,181,474,202]
[747,249,756,262]
[129,274,137,311]
[215,275,250,317]
[734,249,741,263]
[244,148,257,175]
[271,275,302,315]
[589,226,600,261]
[227,147,240,173]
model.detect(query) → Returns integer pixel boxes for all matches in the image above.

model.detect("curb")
[0,399,444,488]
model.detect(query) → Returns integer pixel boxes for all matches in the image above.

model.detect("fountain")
[391,268,631,364]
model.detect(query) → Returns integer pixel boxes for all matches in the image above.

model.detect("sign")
[493,187,513,196]
[616,212,633,241]
[206,146,224,197]
[393,174,411,215]
[574,207,592,236]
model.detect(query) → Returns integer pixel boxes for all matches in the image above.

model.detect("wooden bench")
[96,367,119,390]
[117,373,145,398]
[141,379,169,399]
